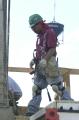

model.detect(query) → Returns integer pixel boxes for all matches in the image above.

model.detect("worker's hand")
[39,59,47,69]
[29,59,35,68]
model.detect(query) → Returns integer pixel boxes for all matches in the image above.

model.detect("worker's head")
[29,14,44,34]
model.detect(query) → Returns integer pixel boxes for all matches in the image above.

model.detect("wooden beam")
[8,67,33,73]
[8,67,79,75]
[60,67,79,75]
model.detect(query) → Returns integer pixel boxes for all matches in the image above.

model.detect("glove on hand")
[29,59,35,68]
[39,59,47,68]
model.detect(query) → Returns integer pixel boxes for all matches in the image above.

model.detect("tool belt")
[30,56,59,78]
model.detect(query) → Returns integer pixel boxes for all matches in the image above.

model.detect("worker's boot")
[26,112,34,116]
[61,89,74,100]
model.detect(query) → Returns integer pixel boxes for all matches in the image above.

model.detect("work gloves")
[39,59,47,69]
[30,58,47,69]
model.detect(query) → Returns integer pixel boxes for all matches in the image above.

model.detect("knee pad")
[51,85,62,96]
[32,84,41,96]
[32,85,38,92]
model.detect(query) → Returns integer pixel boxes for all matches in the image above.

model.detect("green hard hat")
[29,14,43,27]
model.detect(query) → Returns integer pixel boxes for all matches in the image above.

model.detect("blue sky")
[9,0,79,106]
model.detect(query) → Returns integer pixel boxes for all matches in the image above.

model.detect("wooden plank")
[15,115,29,120]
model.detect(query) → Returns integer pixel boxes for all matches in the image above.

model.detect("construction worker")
[8,76,22,115]
[26,14,73,116]
[8,76,22,102]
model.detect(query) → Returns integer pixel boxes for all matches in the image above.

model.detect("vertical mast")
[53,0,56,22]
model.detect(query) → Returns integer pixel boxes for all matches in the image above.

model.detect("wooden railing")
[8,67,79,75]
[8,67,79,95]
